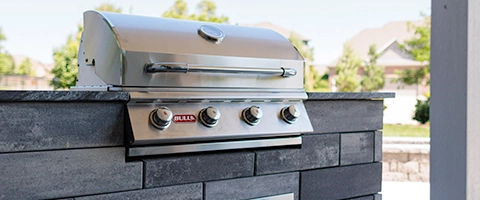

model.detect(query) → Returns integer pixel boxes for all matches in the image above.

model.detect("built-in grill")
[72,11,313,157]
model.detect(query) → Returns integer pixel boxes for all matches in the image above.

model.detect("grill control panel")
[129,101,312,146]
[148,104,301,130]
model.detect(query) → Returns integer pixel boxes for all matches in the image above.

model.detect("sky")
[0,0,430,65]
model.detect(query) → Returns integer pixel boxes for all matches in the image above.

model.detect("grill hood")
[84,11,302,60]
[76,11,306,94]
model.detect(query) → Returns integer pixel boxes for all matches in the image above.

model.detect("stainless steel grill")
[72,11,313,156]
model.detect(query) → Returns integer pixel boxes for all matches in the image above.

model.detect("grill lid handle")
[144,62,296,77]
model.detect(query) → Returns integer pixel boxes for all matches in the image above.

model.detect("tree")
[195,0,228,23]
[335,43,361,92]
[394,16,430,124]
[0,27,5,51]
[413,98,430,124]
[162,0,189,20]
[50,4,122,89]
[311,68,330,92]
[0,27,15,75]
[17,58,34,76]
[0,53,15,75]
[162,0,228,23]
[393,16,430,87]
[51,24,82,89]
[402,17,431,64]
[361,44,385,92]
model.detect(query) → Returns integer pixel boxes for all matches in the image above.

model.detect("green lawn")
[382,124,430,137]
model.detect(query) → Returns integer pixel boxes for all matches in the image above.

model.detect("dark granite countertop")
[0,91,130,102]
[0,91,394,102]
[307,92,395,100]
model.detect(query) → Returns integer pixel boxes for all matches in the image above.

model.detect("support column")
[431,0,480,199]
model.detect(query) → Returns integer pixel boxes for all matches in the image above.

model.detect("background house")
[327,20,429,124]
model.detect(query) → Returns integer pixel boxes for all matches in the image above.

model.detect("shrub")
[413,99,430,124]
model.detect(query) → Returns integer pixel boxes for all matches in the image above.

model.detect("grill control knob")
[149,106,173,130]
[199,106,221,127]
[281,105,300,124]
[242,106,263,126]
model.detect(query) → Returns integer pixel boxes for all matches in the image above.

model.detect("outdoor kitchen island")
[0,91,393,200]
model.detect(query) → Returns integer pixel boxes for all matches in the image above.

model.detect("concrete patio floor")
[382,181,430,200]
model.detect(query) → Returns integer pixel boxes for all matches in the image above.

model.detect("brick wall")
[0,91,388,199]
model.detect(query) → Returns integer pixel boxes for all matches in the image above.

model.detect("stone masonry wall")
[0,91,391,199]
[382,138,430,182]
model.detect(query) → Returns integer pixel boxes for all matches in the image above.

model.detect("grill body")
[73,11,313,156]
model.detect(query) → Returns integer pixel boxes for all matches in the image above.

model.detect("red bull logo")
[173,114,197,123]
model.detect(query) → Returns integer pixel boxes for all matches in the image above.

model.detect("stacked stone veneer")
[382,138,430,182]
[0,91,393,200]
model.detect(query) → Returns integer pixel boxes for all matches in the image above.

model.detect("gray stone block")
[341,132,374,165]
[255,134,339,175]
[0,147,142,199]
[144,151,254,188]
[374,193,382,200]
[204,172,299,200]
[349,195,374,200]
[304,100,383,133]
[0,102,124,152]
[75,183,202,200]
[375,131,382,162]
[300,162,382,200]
